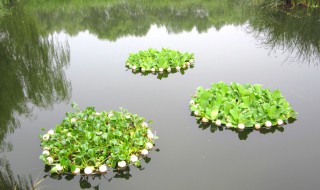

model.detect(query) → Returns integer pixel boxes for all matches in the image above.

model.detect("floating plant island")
[39,104,157,175]
[189,82,297,130]
[126,48,195,73]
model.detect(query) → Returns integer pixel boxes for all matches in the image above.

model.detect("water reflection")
[128,66,194,80]
[25,0,320,65]
[0,4,71,189]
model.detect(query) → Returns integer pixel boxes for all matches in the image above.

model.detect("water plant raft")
[39,105,157,175]
[189,82,297,130]
[126,48,195,72]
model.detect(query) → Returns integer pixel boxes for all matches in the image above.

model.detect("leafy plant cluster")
[126,48,195,72]
[189,82,297,129]
[39,104,157,175]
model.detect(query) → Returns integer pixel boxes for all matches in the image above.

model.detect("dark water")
[1,1,320,189]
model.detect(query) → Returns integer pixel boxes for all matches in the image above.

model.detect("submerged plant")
[126,48,195,72]
[190,82,297,129]
[39,103,158,174]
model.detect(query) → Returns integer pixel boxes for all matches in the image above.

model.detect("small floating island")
[126,48,195,73]
[190,82,297,130]
[39,104,158,175]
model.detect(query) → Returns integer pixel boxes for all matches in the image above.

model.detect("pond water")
[1,1,320,189]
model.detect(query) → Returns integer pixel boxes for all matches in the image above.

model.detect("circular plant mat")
[39,104,157,175]
[126,48,195,74]
[189,82,297,130]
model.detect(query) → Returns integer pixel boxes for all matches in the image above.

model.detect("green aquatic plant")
[126,48,195,72]
[39,104,157,175]
[189,82,297,130]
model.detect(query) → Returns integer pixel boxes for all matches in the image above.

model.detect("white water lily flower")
[132,65,137,70]
[141,149,148,156]
[254,123,261,129]
[84,167,93,175]
[167,68,171,72]
[142,122,148,128]
[194,110,199,116]
[176,66,180,70]
[201,117,208,123]
[46,157,53,164]
[42,150,50,156]
[141,68,146,72]
[130,155,138,162]
[238,123,245,130]
[146,142,153,149]
[189,100,195,105]
[265,121,272,127]
[277,119,284,125]
[147,133,154,139]
[42,134,50,141]
[43,146,50,151]
[226,123,232,128]
[215,120,222,126]
[48,130,54,135]
[71,118,77,123]
[159,68,164,72]
[151,68,156,72]
[99,165,107,173]
[118,161,126,168]
[55,164,63,171]
[73,168,81,174]
[67,132,72,137]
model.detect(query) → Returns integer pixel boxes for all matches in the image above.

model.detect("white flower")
[46,157,53,164]
[215,120,222,126]
[254,123,261,129]
[142,122,148,128]
[238,123,245,130]
[167,68,172,72]
[67,132,72,137]
[194,110,199,116]
[94,112,101,116]
[186,62,191,66]
[73,168,80,174]
[151,68,156,72]
[132,65,137,70]
[126,115,131,119]
[183,64,187,68]
[190,59,194,63]
[99,165,107,173]
[277,119,284,125]
[71,118,77,123]
[146,142,153,149]
[42,134,50,141]
[130,155,138,162]
[159,68,164,72]
[226,123,232,128]
[48,130,54,135]
[176,66,181,70]
[108,113,114,117]
[201,117,208,123]
[42,150,50,156]
[147,133,154,139]
[189,100,195,105]
[55,164,63,171]
[43,146,50,151]
[141,68,146,72]
[118,161,126,168]
[84,167,93,174]
[265,121,272,127]
[141,149,148,156]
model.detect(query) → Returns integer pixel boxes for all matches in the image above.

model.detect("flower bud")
[254,123,261,129]
[130,155,138,162]
[277,119,283,125]
[46,157,53,164]
[238,123,245,130]
[226,123,232,128]
[118,161,126,168]
[265,121,272,128]
[73,168,80,174]
[141,149,148,156]
[215,120,222,126]
[42,150,50,156]
[99,165,107,173]
[146,142,153,149]
[84,167,93,174]
[201,117,208,123]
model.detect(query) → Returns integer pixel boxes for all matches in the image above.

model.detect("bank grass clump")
[190,82,297,130]
[39,103,158,175]
[126,48,195,73]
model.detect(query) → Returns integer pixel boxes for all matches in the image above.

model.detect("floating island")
[39,104,158,175]
[190,82,297,130]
